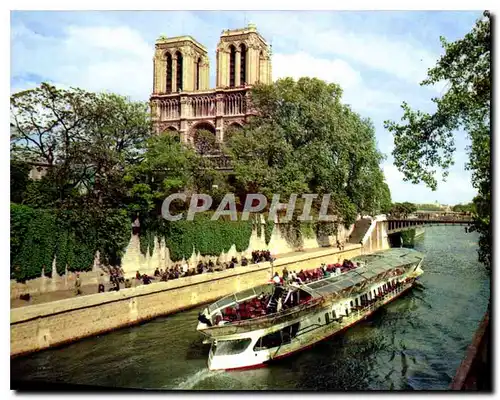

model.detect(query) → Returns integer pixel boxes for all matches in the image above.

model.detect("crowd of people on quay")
[251,250,275,264]
[85,249,275,294]
[128,249,275,288]
[97,266,132,293]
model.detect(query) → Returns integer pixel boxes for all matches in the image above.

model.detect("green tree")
[379,182,393,214]
[10,83,151,209]
[193,129,218,155]
[389,202,417,218]
[384,12,490,267]
[224,77,390,225]
[452,202,476,213]
[124,134,201,219]
[10,160,31,203]
[417,203,443,212]
[10,83,152,270]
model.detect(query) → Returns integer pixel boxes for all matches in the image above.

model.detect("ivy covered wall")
[10,203,130,282]
[11,204,350,282]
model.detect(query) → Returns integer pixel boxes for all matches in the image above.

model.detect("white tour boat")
[197,248,424,371]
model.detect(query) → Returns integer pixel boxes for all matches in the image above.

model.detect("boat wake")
[173,368,223,390]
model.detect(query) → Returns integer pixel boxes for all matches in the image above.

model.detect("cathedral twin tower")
[150,24,272,145]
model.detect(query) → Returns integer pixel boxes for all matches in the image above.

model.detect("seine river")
[11,226,490,390]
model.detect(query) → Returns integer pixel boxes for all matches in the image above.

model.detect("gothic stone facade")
[150,24,272,144]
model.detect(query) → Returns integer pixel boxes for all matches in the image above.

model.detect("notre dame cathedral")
[150,23,272,145]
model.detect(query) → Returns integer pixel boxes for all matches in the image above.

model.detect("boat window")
[257,331,281,350]
[236,289,256,302]
[214,338,252,356]
[215,295,237,311]
[254,323,300,350]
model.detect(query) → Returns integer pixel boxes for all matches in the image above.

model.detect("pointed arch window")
[166,52,173,93]
[229,45,236,88]
[176,51,183,92]
[240,44,247,86]
[196,57,201,90]
[258,51,265,84]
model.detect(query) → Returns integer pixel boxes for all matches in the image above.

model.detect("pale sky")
[10,10,482,205]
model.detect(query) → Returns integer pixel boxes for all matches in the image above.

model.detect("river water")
[11,226,490,390]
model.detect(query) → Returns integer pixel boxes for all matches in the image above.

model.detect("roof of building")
[220,24,268,46]
[155,35,207,52]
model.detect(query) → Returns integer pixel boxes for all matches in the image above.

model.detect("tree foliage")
[193,129,218,155]
[10,160,31,204]
[452,201,476,213]
[416,203,443,212]
[384,11,491,267]
[11,83,150,209]
[224,77,391,225]
[388,202,418,218]
[10,204,130,281]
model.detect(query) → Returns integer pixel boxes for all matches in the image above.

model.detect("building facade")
[150,23,272,145]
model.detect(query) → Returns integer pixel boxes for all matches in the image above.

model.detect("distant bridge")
[387,214,473,234]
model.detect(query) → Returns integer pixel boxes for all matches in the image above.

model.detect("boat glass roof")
[303,248,424,298]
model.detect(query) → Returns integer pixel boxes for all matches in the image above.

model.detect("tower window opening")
[196,57,201,90]
[166,52,173,93]
[258,51,264,84]
[240,44,246,86]
[229,45,236,88]
[176,51,183,92]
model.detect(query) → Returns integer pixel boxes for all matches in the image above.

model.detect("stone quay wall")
[11,245,362,358]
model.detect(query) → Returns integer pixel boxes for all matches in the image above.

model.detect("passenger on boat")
[241,257,249,266]
[154,268,160,277]
[293,271,303,284]
[272,272,281,285]
[135,270,141,280]
[198,313,213,327]
[298,270,306,283]
[282,267,289,282]
[277,296,283,312]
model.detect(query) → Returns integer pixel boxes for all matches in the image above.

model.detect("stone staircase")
[348,217,372,244]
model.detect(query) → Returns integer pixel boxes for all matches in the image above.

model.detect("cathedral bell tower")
[153,35,210,94]
[216,23,272,88]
